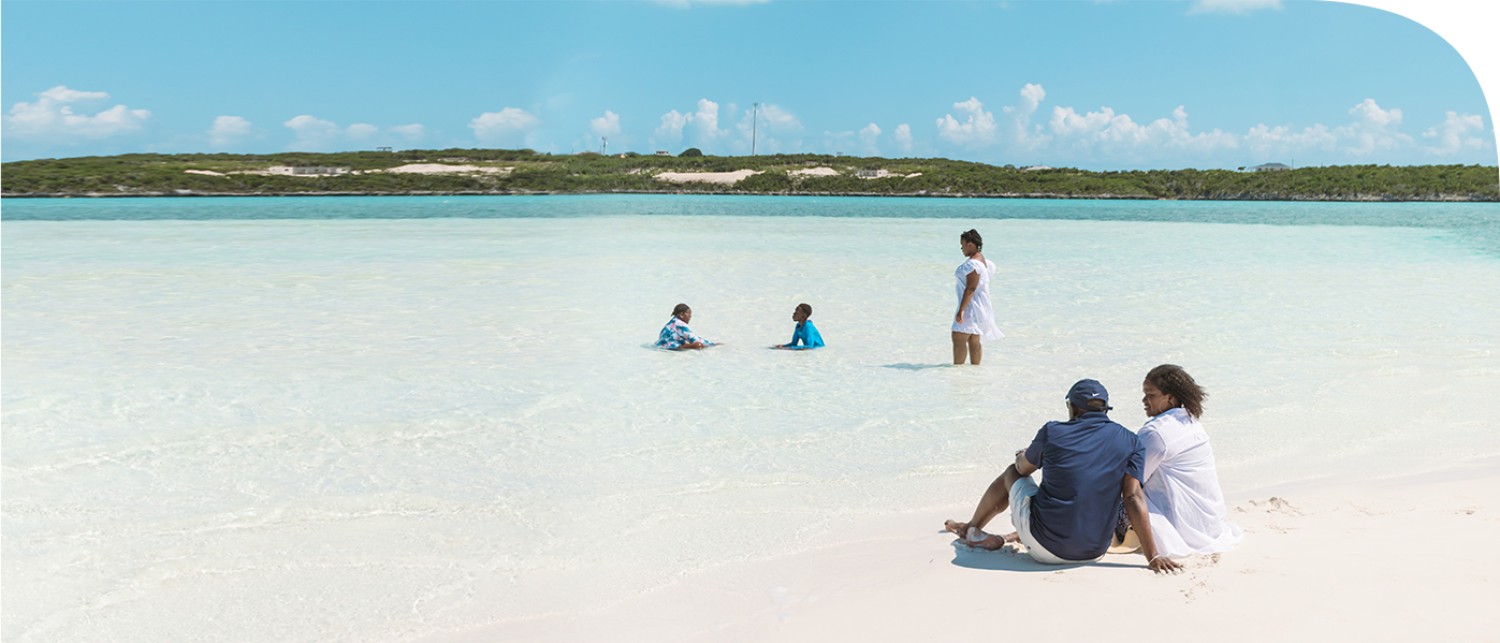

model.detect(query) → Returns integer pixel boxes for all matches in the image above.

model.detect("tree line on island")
[2,148,1495,201]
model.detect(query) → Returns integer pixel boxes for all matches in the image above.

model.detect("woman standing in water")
[951,229,1003,365]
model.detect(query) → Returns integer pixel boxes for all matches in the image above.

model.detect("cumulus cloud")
[894,123,914,153]
[655,110,690,144]
[469,107,541,146]
[1335,98,1413,156]
[3,85,150,141]
[654,98,740,151]
[390,123,426,142]
[859,123,881,155]
[1243,123,1337,159]
[936,97,1000,147]
[284,115,424,150]
[1187,0,1282,14]
[1423,111,1487,156]
[1045,101,1238,162]
[208,115,252,148]
[283,115,344,150]
[1003,83,1052,150]
[591,110,622,138]
[691,98,723,142]
[738,103,803,153]
[346,123,380,141]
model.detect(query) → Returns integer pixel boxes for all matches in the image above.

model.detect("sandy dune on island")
[381,164,512,175]
[653,169,763,185]
[789,167,840,177]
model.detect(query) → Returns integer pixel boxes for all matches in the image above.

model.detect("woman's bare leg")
[951,332,969,365]
[968,335,983,365]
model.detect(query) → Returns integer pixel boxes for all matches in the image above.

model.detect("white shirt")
[1139,407,1243,557]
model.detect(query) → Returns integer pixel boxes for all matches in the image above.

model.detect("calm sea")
[4,195,1498,641]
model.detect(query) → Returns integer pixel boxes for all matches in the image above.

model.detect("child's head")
[792,303,812,322]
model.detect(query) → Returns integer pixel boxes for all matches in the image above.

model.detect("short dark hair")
[960,229,983,250]
[672,303,691,317]
[796,302,812,318]
[1145,364,1207,418]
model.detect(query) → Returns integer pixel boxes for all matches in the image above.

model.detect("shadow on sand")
[882,362,952,371]
[946,536,1141,572]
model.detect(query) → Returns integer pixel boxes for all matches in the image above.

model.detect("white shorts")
[1009,476,1103,565]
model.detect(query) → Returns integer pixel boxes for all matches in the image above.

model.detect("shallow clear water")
[3,196,1498,641]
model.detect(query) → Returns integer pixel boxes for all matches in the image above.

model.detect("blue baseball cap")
[1066,379,1112,411]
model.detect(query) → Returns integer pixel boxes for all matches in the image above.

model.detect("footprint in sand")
[1240,496,1304,516]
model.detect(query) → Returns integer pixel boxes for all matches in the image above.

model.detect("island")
[2,149,1496,202]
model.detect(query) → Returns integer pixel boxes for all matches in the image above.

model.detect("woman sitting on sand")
[655,303,714,350]
[1127,364,1243,558]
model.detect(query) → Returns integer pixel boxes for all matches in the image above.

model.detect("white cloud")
[283,116,420,150]
[284,114,342,150]
[1003,83,1052,150]
[737,103,803,153]
[1335,98,1413,156]
[390,123,426,142]
[1046,102,1238,161]
[3,85,150,141]
[591,110,622,138]
[208,115,252,148]
[654,109,689,145]
[821,130,856,154]
[894,123,913,153]
[469,107,541,146]
[1243,123,1337,159]
[936,97,999,147]
[691,98,722,143]
[1347,98,1402,129]
[346,123,380,141]
[859,123,881,155]
[1423,111,1487,156]
[1187,0,1282,15]
[654,99,740,151]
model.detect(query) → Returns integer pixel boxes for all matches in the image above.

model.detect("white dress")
[951,257,1003,340]
[1139,408,1243,557]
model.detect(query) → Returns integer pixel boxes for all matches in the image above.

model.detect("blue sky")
[2,0,1494,170]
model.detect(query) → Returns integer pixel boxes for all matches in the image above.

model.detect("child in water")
[772,303,824,350]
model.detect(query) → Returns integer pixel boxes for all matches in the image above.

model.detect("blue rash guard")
[784,320,825,349]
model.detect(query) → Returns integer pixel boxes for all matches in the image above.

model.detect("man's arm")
[1014,449,1038,477]
[1122,474,1182,574]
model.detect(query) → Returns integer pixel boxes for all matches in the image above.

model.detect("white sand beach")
[459,466,1499,642]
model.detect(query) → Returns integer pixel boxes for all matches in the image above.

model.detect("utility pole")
[602,137,608,155]
[751,102,759,156]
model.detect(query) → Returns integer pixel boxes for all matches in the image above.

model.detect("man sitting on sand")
[944,379,1182,573]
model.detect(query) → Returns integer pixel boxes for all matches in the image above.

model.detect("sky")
[1,0,1495,170]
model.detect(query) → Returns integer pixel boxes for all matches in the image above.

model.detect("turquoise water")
[4,195,1499,641]
[6,194,1499,248]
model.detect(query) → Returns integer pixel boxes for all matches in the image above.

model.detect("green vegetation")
[2,149,1495,201]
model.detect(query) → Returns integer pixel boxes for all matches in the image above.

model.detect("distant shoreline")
[5,150,1495,202]
[3,189,1493,203]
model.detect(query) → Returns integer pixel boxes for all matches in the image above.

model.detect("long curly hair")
[1145,364,1207,418]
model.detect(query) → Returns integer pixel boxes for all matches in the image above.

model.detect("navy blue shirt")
[1022,411,1144,561]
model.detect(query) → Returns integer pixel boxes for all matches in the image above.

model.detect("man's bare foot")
[962,529,1008,550]
[943,519,969,536]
